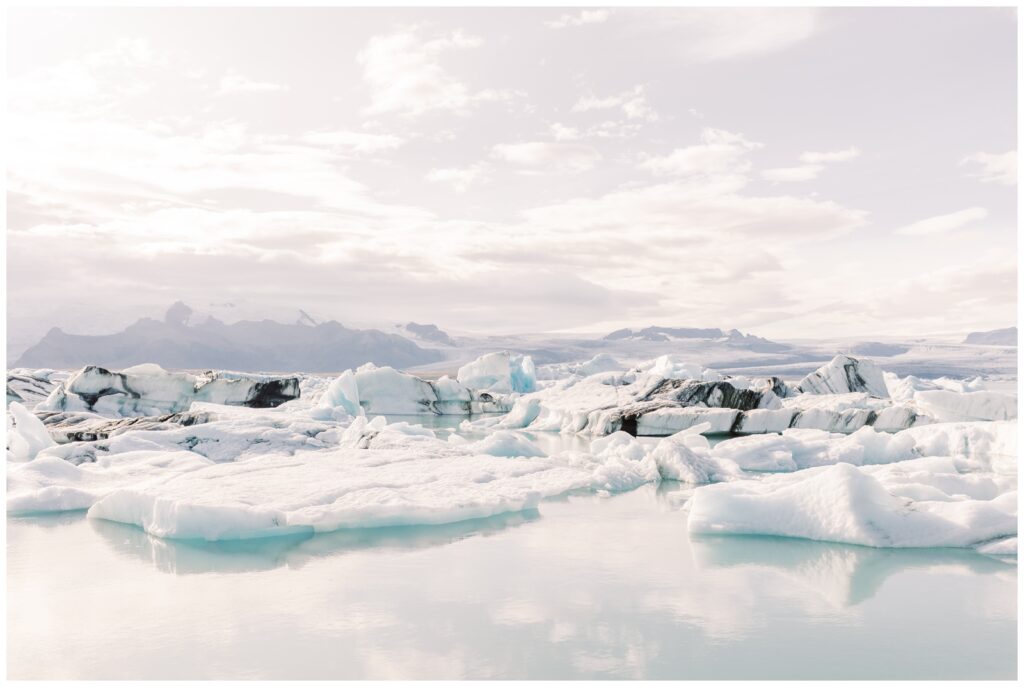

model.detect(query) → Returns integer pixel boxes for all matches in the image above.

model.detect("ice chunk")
[7,450,214,514]
[317,365,508,416]
[688,462,1016,548]
[6,402,56,461]
[38,365,300,417]
[798,355,889,398]
[976,537,1017,556]
[467,431,546,457]
[649,433,742,484]
[912,389,1017,422]
[85,446,590,540]
[318,369,361,416]
[457,351,536,393]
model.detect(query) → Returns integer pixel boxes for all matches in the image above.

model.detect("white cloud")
[545,9,610,29]
[572,85,658,122]
[218,69,286,95]
[358,27,513,117]
[492,141,600,172]
[636,8,822,62]
[762,164,824,182]
[961,150,1017,186]
[300,130,405,154]
[895,207,988,236]
[549,123,581,141]
[800,147,861,164]
[426,164,487,193]
[640,128,761,177]
[764,147,859,182]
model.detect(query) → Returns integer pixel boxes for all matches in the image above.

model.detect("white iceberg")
[317,364,509,416]
[798,355,889,398]
[457,351,536,393]
[6,401,56,462]
[38,365,300,417]
[688,460,1016,548]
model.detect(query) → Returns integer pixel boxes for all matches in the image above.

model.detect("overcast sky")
[7,7,1018,350]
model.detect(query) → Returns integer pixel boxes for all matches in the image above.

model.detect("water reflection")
[690,534,1013,608]
[90,509,540,575]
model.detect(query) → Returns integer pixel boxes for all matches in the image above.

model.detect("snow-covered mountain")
[603,326,790,353]
[15,303,442,373]
[963,327,1017,346]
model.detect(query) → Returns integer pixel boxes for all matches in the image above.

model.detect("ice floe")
[317,364,509,416]
[687,459,1016,549]
[457,351,536,394]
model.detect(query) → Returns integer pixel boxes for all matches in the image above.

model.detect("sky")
[6,7,1018,353]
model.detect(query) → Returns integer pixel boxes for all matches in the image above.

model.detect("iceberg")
[37,365,300,417]
[6,368,69,408]
[317,364,510,416]
[6,401,56,461]
[798,355,889,398]
[688,461,1016,548]
[912,389,1017,422]
[457,351,536,393]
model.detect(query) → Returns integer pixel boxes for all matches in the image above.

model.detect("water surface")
[7,486,1016,679]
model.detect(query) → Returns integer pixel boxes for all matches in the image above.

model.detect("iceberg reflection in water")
[7,486,1016,680]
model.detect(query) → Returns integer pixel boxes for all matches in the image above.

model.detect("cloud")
[426,164,488,193]
[800,147,860,164]
[894,207,988,236]
[218,69,286,95]
[961,150,1017,186]
[632,8,822,62]
[763,147,859,182]
[357,27,513,117]
[545,9,610,29]
[761,165,823,182]
[300,130,405,154]
[491,141,600,172]
[640,128,761,177]
[572,85,658,122]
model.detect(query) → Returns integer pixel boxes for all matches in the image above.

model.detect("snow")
[457,351,537,393]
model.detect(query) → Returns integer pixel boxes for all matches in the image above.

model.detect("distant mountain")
[15,302,443,372]
[963,327,1017,346]
[605,326,722,342]
[847,342,910,357]
[400,322,456,346]
[603,326,789,353]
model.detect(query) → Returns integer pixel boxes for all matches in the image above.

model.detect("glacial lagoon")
[8,484,1016,680]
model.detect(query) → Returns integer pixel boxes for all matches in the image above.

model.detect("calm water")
[7,485,1017,679]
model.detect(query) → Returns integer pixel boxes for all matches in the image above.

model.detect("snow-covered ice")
[5,352,1018,550]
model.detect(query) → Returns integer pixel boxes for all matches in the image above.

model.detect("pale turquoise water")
[7,485,1017,679]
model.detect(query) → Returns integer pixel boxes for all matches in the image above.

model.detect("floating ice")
[317,364,509,416]
[6,401,56,462]
[38,365,300,417]
[465,431,547,458]
[457,351,536,393]
[912,389,1017,423]
[688,460,1016,548]
[798,355,889,398]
